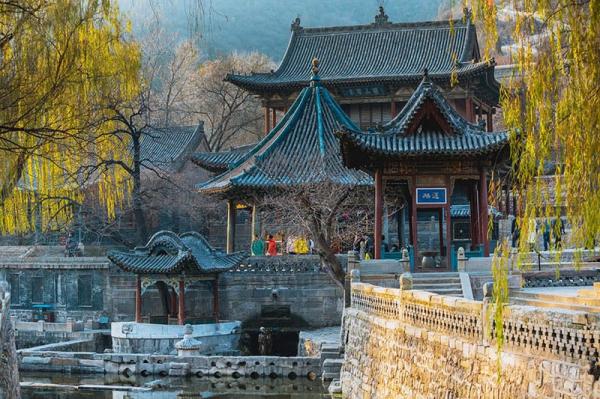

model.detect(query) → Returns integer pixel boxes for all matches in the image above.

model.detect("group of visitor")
[511,217,565,251]
[251,234,314,256]
[352,234,399,260]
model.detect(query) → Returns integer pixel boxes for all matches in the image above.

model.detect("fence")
[350,281,600,363]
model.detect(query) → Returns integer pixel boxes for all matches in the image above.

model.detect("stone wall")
[341,282,600,398]
[1,255,343,328]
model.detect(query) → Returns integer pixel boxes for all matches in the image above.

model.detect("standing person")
[309,238,315,254]
[266,234,278,256]
[251,234,265,256]
[359,238,367,260]
[543,219,551,251]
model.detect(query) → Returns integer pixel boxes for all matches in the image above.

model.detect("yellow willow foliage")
[466,0,600,252]
[0,0,141,234]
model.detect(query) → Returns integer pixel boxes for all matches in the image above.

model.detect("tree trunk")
[0,283,20,399]
[132,135,148,245]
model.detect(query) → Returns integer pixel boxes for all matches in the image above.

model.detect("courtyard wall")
[342,282,600,398]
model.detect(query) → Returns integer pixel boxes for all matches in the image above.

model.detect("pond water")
[20,372,330,398]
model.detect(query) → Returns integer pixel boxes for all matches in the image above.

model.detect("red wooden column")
[135,275,142,323]
[487,109,494,132]
[271,108,277,128]
[479,168,490,256]
[390,100,397,119]
[264,107,270,133]
[212,279,220,322]
[178,279,185,325]
[466,97,475,122]
[470,181,480,250]
[374,169,383,259]
[226,200,236,254]
[169,289,177,316]
[410,176,418,263]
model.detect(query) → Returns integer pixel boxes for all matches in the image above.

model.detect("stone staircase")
[411,272,464,297]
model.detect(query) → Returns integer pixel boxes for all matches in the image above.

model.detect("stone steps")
[322,358,343,381]
[513,290,600,307]
[411,273,464,297]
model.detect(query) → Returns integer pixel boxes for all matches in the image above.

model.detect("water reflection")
[20,372,330,398]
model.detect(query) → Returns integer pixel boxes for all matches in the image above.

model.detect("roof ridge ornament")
[291,16,302,32]
[310,58,320,84]
[374,6,390,26]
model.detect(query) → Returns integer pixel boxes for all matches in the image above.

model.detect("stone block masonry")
[341,282,600,398]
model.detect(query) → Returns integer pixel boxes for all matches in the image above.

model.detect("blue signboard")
[416,188,447,205]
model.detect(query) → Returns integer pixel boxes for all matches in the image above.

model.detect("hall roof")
[191,143,254,174]
[197,61,372,196]
[108,231,245,275]
[337,73,509,166]
[226,8,499,104]
[139,124,205,172]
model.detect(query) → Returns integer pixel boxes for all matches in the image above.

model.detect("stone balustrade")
[349,281,600,363]
[232,254,347,273]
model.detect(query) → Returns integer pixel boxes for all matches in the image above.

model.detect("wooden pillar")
[135,275,142,323]
[470,181,480,249]
[479,168,490,256]
[271,108,277,128]
[410,176,418,263]
[445,204,452,269]
[264,107,270,133]
[226,199,236,254]
[466,97,474,122]
[390,100,397,119]
[487,108,494,132]
[212,279,220,322]
[374,169,383,259]
[169,289,177,316]
[178,279,185,325]
[504,186,510,215]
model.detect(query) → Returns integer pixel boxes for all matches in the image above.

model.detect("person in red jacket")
[266,234,278,256]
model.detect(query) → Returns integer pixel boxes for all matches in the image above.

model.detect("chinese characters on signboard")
[416,188,447,205]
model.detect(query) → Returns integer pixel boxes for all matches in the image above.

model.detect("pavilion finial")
[311,58,320,76]
[374,6,389,25]
[291,16,302,32]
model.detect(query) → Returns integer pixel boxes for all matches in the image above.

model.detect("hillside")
[121,0,445,61]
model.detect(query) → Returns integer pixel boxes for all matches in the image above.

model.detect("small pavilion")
[108,231,245,324]
[197,60,372,253]
[337,72,510,268]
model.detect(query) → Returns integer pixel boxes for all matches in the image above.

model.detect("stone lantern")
[175,324,202,357]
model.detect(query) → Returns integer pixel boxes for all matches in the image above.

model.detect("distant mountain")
[121,0,445,62]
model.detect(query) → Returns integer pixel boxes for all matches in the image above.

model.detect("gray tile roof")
[108,231,245,274]
[337,74,509,159]
[191,144,255,173]
[197,69,372,195]
[226,9,498,102]
[139,124,204,172]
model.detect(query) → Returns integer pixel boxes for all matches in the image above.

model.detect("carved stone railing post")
[399,248,410,273]
[0,280,21,398]
[457,247,467,272]
[399,272,413,291]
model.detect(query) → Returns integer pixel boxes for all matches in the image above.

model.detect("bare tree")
[256,170,372,302]
[0,281,20,398]
[184,53,274,152]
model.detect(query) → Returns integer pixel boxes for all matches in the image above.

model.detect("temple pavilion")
[225,7,499,133]
[108,231,245,324]
[193,7,512,265]
[196,60,371,253]
[337,72,510,268]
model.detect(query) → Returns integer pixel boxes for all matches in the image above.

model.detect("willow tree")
[0,0,141,235]
[467,0,599,251]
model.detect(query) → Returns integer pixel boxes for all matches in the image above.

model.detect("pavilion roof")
[337,73,509,165]
[108,231,245,275]
[226,8,499,104]
[191,144,254,174]
[197,62,372,196]
[139,124,205,172]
